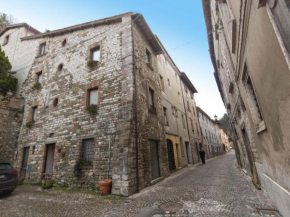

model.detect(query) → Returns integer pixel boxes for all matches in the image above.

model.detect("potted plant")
[86,104,98,117]
[41,173,54,189]
[32,83,42,90]
[98,179,112,195]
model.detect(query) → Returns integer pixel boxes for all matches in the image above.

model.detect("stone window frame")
[83,80,102,109]
[190,118,194,132]
[86,41,102,68]
[241,63,266,134]
[159,75,165,92]
[181,114,186,129]
[145,48,153,70]
[163,107,169,126]
[33,67,44,85]
[147,85,157,115]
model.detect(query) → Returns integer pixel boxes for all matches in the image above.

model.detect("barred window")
[82,138,94,163]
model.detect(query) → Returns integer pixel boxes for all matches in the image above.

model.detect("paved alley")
[0,152,279,217]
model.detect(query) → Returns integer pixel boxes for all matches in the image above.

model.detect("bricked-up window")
[159,75,164,91]
[146,49,151,65]
[191,119,194,132]
[82,138,94,163]
[36,71,42,84]
[181,114,186,128]
[148,88,155,111]
[91,47,100,62]
[32,106,37,122]
[39,42,46,55]
[163,107,169,126]
[88,89,98,105]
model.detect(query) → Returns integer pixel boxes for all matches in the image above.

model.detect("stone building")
[202,0,290,215]
[0,12,202,196]
[0,23,40,162]
[156,37,201,171]
[197,107,223,158]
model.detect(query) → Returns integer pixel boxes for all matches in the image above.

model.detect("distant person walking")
[199,149,206,164]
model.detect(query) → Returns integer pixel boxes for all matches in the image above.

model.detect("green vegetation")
[86,104,98,117]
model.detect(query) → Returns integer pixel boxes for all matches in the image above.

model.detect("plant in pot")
[41,173,54,189]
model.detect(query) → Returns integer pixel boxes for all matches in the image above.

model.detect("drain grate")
[257,208,281,217]
[159,202,183,212]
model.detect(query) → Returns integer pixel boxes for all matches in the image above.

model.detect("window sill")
[36,53,47,59]
[256,120,267,134]
[146,63,154,71]
[87,61,100,71]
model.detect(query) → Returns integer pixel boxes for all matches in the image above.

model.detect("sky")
[1,0,226,119]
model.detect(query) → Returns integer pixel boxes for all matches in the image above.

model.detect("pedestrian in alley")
[199,148,206,164]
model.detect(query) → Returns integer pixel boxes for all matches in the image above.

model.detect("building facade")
[202,0,290,215]
[0,24,40,162]
[1,12,203,196]
[197,107,223,158]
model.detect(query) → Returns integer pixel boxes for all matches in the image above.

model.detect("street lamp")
[214,115,218,120]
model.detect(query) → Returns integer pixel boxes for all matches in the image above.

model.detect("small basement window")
[82,138,94,163]
[91,47,100,62]
[39,43,46,55]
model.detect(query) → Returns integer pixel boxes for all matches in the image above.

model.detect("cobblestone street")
[0,152,279,217]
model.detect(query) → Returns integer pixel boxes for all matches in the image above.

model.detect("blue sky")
[1,0,226,119]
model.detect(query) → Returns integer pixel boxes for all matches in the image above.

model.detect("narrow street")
[0,151,279,217]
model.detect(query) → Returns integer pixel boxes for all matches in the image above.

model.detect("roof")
[196,106,218,124]
[0,23,41,37]
[21,12,132,41]
[180,72,198,93]
[132,14,163,54]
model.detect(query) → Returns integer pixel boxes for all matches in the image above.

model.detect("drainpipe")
[131,14,141,193]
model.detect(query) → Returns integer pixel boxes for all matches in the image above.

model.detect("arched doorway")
[166,139,176,171]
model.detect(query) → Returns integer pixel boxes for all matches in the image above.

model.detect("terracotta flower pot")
[98,179,112,195]
[41,179,54,189]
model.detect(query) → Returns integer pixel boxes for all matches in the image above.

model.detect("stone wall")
[132,24,170,190]
[15,14,136,195]
[0,95,24,163]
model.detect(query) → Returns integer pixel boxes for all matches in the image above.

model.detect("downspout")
[131,14,141,193]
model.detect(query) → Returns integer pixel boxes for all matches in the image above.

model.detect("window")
[53,98,59,107]
[191,119,194,132]
[190,91,193,99]
[62,39,67,47]
[148,88,156,112]
[178,92,182,104]
[175,73,178,82]
[3,35,9,45]
[196,123,199,134]
[146,49,151,65]
[243,64,264,131]
[82,138,94,163]
[159,75,164,91]
[88,89,98,105]
[163,107,169,126]
[36,72,42,84]
[91,47,100,62]
[187,101,191,112]
[181,114,186,128]
[58,64,63,71]
[32,106,37,122]
[39,43,46,55]
[184,85,188,93]
[167,78,170,86]
[192,107,196,116]
[32,146,36,154]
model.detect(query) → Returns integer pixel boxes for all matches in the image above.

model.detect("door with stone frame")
[43,144,55,175]
[20,147,30,179]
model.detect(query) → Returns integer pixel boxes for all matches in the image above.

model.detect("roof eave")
[0,23,41,37]
[180,72,198,93]
[132,14,163,55]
